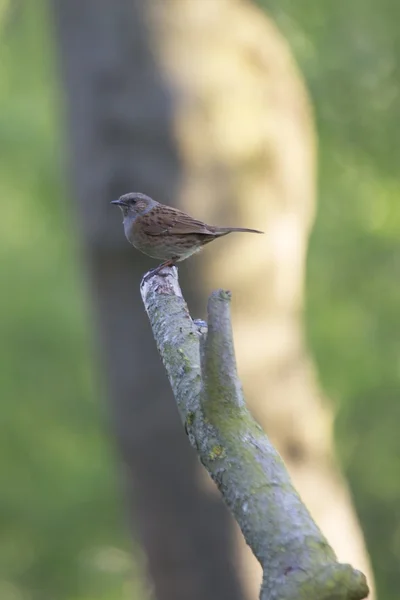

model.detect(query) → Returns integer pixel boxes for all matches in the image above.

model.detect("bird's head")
[111,192,157,219]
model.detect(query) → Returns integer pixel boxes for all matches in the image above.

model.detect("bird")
[111,192,263,278]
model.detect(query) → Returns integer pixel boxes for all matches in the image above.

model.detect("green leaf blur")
[259,1,400,599]
[0,4,146,600]
[1,1,399,599]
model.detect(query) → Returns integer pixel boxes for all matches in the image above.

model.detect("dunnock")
[111,192,263,277]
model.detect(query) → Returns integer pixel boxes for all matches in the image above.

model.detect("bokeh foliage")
[0,4,144,600]
[1,1,399,599]
[259,1,400,598]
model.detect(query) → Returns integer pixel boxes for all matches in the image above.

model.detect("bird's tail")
[214,226,264,235]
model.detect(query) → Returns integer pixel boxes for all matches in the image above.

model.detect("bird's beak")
[111,199,124,206]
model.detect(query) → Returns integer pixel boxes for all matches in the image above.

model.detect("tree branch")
[140,267,369,600]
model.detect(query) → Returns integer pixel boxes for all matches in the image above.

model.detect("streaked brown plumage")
[111,192,263,277]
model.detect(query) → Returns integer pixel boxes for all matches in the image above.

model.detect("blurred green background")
[261,2,400,598]
[1,1,399,599]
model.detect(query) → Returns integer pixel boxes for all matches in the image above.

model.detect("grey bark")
[141,268,369,600]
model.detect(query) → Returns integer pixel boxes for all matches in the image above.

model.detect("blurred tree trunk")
[51,0,374,598]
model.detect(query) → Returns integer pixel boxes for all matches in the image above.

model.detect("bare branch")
[141,267,369,600]
[200,290,245,411]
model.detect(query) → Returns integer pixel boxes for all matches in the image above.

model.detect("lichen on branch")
[140,267,369,600]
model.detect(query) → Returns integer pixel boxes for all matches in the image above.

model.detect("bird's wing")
[141,205,215,236]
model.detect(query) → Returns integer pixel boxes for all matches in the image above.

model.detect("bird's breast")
[123,216,171,260]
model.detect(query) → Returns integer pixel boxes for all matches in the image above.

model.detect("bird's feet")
[142,261,175,283]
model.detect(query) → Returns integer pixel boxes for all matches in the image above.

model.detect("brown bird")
[111,192,263,278]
